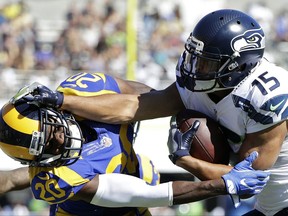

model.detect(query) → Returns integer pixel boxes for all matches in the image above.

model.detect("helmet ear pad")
[218,66,248,87]
[218,49,261,88]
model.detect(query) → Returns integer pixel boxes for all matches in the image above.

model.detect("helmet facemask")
[29,107,83,167]
[180,35,241,92]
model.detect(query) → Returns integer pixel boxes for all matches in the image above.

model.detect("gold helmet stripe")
[2,103,39,134]
[0,141,35,160]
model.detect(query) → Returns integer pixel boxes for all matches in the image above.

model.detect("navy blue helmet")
[179,9,265,92]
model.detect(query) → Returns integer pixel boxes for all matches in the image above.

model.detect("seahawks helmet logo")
[231,28,265,52]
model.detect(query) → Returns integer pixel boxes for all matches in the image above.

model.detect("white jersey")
[176,58,288,215]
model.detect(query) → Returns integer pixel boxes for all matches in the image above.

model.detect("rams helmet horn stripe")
[2,103,39,134]
[0,141,35,160]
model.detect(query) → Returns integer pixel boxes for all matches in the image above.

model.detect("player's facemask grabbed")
[179,9,265,92]
[0,99,84,167]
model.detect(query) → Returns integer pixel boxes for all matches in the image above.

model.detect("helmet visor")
[185,35,221,80]
[192,54,221,80]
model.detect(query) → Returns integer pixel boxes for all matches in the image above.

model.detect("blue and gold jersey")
[29,72,160,216]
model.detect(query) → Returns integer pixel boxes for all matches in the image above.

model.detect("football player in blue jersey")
[1,72,161,216]
[24,9,288,215]
[0,72,270,216]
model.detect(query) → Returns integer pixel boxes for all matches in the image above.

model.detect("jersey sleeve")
[233,64,288,134]
[247,92,288,133]
[57,72,121,96]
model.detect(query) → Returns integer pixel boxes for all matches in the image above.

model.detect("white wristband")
[90,173,173,207]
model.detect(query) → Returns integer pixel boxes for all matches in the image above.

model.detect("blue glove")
[222,151,270,208]
[33,85,64,108]
[10,82,63,109]
[167,117,200,164]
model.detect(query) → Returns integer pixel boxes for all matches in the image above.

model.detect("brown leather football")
[176,109,230,164]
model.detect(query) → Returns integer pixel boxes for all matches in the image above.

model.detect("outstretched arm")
[13,79,184,124]
[75,152,269,208]
[0,167,30,194]
[61,83,184,124]
[116,77,155,94]
[80,174,227,207]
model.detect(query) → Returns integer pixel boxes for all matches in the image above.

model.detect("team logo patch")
[85,135,113,155]
[100,136,112,147]
[231,28,265,53]
[261,95,288,115]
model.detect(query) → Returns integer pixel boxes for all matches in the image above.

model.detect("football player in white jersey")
[0,73,271,215]
[27,9,287,215]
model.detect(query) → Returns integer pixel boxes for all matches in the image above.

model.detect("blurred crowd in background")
[0,0,288,92]
[0,0,185,97]
[0,0,288,215]
[0,0,287,94]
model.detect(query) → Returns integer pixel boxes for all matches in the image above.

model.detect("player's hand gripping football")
[222,151,270,208]
[167,116,200,164]
[10,82,63,109]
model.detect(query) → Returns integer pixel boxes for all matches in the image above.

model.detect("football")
[176,109,230,164]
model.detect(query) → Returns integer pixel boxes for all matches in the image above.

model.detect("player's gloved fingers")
[192,120,200,131]
[172,129,181,147]
[55,91,64,108]
[182,120,200,146]
[261,175,270,182]
[187,120,200,135]
[255,181,268,187]
[243,170,270,182]
[34,91,63,108]
[32,86,43,96]
[167,127,178,155]
[244,151,258,166]
[33,95,42,103]
[35,84,52,93]
[242,177,269,191]
[254,171,270,181]
[246,184,266,194]
[169,115,177,127]
[253,185,268,194]
[234,151,259,171]
[252,176,270,186]
[168,120,201,164]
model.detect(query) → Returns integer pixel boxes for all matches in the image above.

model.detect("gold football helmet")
[0,99,83,167]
